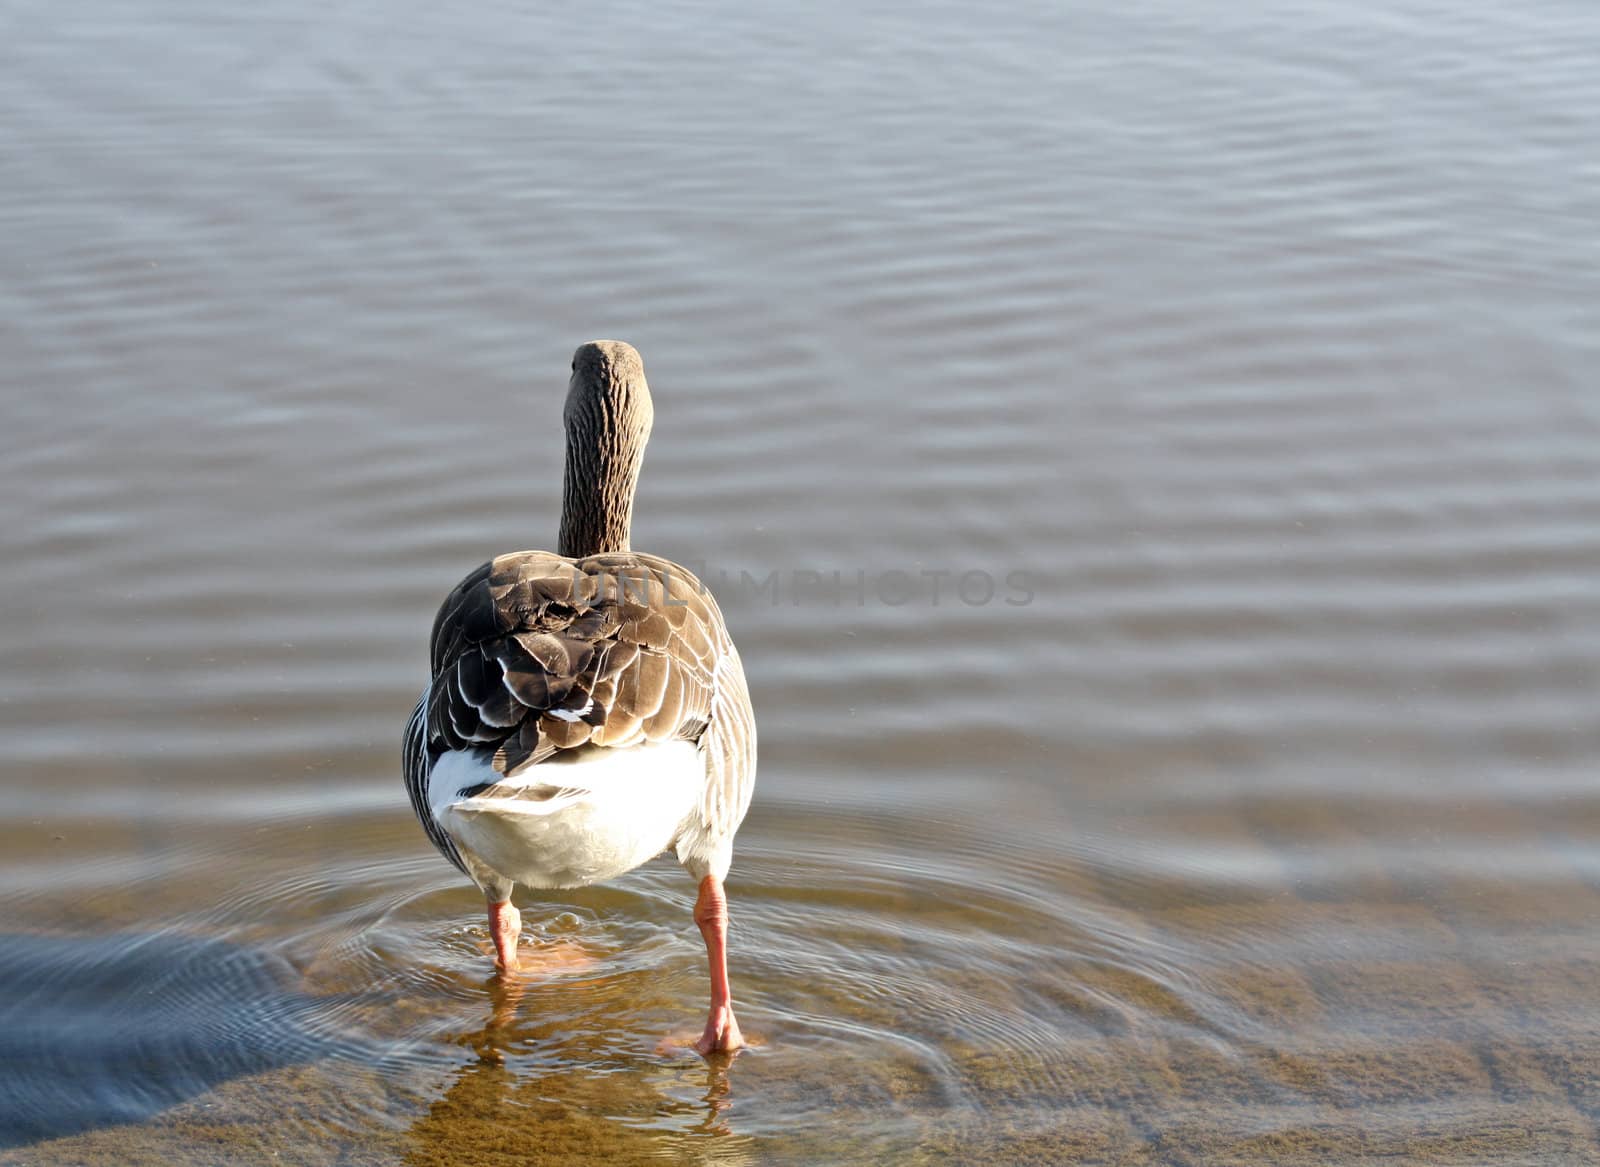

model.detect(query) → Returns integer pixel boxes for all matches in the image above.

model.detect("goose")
[403,340,756,1054]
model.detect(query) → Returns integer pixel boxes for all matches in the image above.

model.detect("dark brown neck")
[557,409,644,558]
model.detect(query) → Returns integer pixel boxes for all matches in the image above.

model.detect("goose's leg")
[488,897,521,972]
[693,874,744,1054]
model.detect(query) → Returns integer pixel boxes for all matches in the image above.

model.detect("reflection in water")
[405,973,752,1167]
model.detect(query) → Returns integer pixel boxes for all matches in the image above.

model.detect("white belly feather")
[428,741,704,889]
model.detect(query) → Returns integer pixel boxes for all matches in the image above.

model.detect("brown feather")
[424,551,749,831]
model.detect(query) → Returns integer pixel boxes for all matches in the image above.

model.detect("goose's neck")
[557,418,644,558]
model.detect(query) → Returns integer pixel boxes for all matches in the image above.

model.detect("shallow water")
[2,0,1598,1162]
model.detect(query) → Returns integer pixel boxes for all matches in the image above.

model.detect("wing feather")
[425,552,741,786]
[411,547,756,871]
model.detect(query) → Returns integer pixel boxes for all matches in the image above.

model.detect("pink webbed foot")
[695,1003,745,1056]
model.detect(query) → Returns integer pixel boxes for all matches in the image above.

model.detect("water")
[2,0,1597,1161]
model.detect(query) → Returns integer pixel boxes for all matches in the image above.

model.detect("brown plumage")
[403,339,756,1054]
[423,549,754,827]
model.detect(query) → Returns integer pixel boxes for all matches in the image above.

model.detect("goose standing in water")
[404,340,756,1053]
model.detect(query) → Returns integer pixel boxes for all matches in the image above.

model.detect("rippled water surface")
[3,0,1599,1162]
